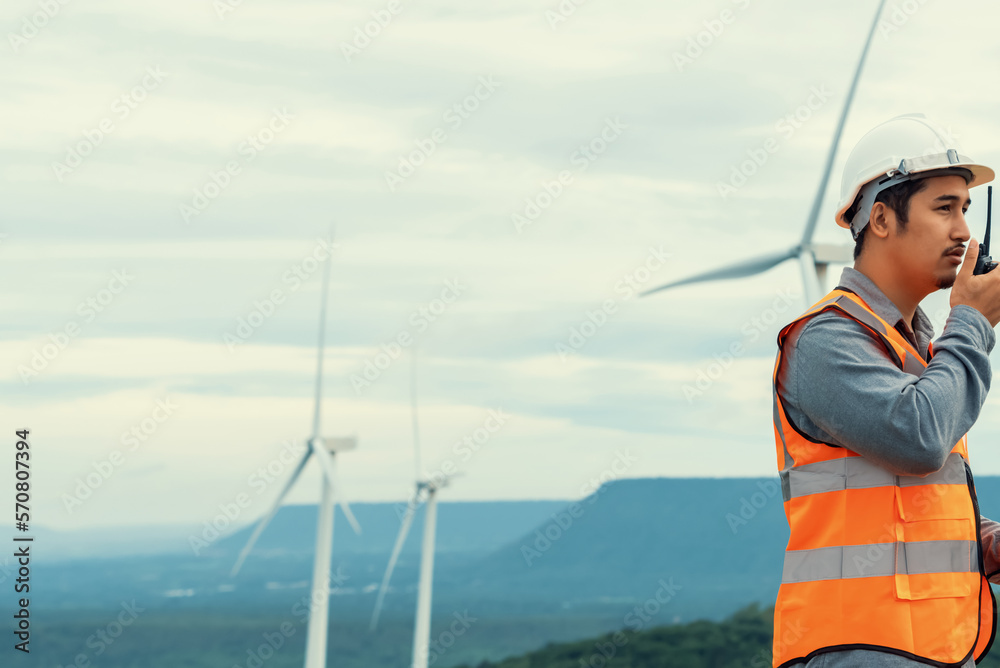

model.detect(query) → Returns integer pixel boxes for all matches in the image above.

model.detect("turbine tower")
[230,228,361,668]
[642,0,888,305]
[369,347,450,668]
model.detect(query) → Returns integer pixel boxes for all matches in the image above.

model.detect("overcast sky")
[5,0,1000,531]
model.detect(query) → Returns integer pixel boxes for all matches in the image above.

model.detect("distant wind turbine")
[369,346,452,668]
[642,0,888,305]
[230,227,361,668]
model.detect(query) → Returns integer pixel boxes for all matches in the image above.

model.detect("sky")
[5,0,1000,531]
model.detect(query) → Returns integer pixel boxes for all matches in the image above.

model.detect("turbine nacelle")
[309,436,359,454]
[417,472,459,495]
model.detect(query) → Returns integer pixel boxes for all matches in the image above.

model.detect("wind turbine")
[369,346,451,668]
[230,229,361,668]
[642,0,888,305]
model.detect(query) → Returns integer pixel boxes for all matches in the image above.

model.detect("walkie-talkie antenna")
[986,185,993,254]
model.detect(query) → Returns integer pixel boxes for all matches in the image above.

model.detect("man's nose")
[954,210,971,241]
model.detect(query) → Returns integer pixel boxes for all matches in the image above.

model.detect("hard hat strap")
[849,163,974,240]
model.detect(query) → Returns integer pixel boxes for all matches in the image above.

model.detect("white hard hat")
[835,113,994,239]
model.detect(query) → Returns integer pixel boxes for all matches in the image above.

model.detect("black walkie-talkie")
[974,185,997,275]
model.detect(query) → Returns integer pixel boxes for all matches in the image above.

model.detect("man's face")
[883,174,972,291]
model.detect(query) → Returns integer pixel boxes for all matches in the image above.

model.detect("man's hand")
[951,238,1000,327]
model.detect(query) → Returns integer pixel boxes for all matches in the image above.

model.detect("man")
[771,113,1000,668]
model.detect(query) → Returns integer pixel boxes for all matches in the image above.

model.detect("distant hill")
[447,477,790,620]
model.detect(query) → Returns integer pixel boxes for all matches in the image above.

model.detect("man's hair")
[853,178,930,260]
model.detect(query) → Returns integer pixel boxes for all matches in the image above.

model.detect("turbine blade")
[338,497,362,536]
[640,247,798,297]
[230,447,312,577]
[410,347,422,481]
[369,489,422,631]
[799,0,887,247]
[311,225,336,441]
[312,443,361,535]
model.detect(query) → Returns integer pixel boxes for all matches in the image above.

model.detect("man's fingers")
[961,238,980,278]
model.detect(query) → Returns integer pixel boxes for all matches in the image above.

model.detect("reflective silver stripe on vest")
[774,393,795,502]
[782,540,977,584]
[785,452,967,500]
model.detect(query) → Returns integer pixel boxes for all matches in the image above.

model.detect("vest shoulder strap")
[777,289,928,378]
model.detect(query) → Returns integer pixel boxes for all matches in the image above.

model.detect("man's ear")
[868,201,892,240]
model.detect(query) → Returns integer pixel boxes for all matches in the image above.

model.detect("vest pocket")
[894,519,976,600]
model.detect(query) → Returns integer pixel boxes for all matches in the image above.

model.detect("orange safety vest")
[771,288,996,667]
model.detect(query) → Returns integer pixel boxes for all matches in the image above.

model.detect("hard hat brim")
[835,161,995,229]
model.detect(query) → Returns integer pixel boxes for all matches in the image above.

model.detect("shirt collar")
[835,266,935,360]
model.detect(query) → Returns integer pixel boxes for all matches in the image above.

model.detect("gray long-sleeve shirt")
[776,266,1000,668]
